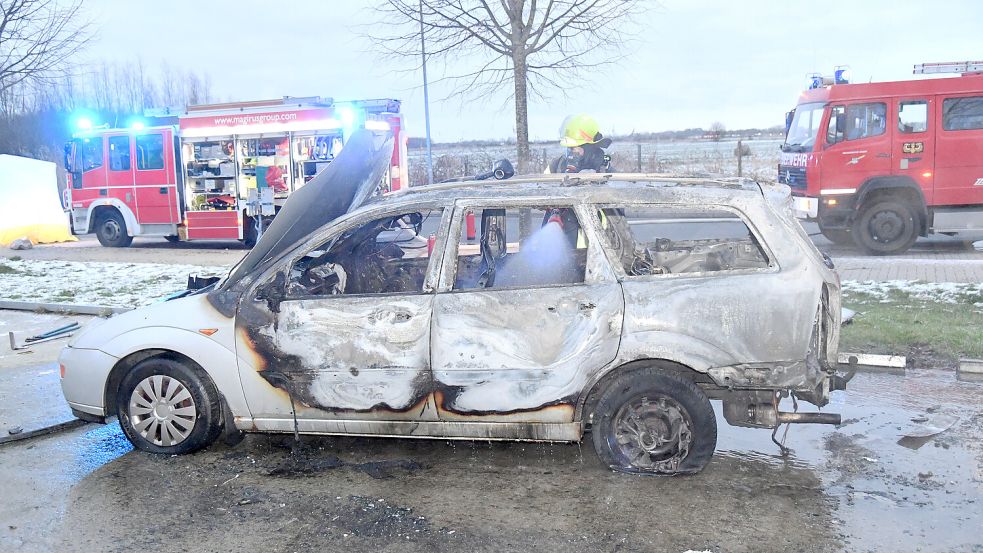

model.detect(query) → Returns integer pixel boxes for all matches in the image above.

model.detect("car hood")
[222,129,394,290]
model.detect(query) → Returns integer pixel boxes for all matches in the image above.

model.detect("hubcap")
[128,375,197,447]
[613,395,693,472]
[102,220,122,242]
[868,210,905,243]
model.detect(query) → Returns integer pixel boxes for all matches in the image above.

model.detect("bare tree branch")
[0,0,93,101]
[365,0,651,170]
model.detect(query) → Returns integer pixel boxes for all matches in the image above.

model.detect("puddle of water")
[715,368,983,552]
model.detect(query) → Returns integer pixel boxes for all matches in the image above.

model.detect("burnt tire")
[116,357,222,455]
[851,200,918,255]
[591,369,716,475]
[95,210,133,247]
[820,228,854,247]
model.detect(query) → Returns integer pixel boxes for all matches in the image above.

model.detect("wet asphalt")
[1,365,980,552]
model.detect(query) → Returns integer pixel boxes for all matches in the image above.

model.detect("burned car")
[59,131,844,475]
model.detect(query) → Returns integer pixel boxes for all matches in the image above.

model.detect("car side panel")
[617,269,821,371]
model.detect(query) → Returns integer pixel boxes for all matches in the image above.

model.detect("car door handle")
[876,153,890,158]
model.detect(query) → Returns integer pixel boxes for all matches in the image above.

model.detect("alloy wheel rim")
[128,375,197,447]
[613,394,693,472]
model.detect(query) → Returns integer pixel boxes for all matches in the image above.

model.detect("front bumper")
[59,346,119,418]
[791,196,818,219]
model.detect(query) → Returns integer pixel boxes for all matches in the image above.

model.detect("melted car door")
[235,207,449,424]
[430,203,624,424]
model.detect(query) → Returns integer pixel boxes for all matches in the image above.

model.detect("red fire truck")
[63,97,408,247]
[781,61,983,254]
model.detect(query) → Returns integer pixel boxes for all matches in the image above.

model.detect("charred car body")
[59,131,844,475]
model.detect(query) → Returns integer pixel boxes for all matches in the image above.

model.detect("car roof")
[369,173,766,207]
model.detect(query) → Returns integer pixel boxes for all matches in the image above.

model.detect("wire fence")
[406,139,784,186]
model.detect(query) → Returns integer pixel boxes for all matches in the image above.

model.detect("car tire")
[95,210,133,248]
[591,369,717,475]
[117,357,223,455]
[820,228,854,247]
[851,200,918,255]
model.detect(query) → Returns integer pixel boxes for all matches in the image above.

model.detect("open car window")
[286,208,443,297]
[453,206,587,290]
[598,206,769,276]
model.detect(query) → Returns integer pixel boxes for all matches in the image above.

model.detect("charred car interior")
[288,210,443,297]
[598,207,771,276]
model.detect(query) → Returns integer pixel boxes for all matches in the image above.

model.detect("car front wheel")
[117,357,222,454]
[591,369,717,475]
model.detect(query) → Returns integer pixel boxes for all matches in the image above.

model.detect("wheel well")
[89,205,121,234]
[103,349,213,418]
[579,359,713,426]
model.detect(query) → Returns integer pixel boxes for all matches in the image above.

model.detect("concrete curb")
[0,300,130,316]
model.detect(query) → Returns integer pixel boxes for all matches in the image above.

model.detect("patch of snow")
[841,279,983,306]
[0,258,228,308]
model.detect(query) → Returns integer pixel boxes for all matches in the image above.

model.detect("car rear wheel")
[95,210,133,247]
[851,200,918,255]
[591,369,717,475]
[117,357,222,454]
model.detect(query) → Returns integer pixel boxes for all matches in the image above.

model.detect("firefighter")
[547,114,614,173]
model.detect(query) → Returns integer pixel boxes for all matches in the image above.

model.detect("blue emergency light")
[834,66,850,84]
[129,119,146,131]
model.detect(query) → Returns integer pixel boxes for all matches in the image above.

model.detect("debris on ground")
[898,413,959,450]
[958,358,983,375]
[838,352,906,370]
[8,238,33,250]
[841,307,857,324]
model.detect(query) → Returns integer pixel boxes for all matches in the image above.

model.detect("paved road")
[1,356,980,552]
[804,222,983,283]
[4,228,983,283]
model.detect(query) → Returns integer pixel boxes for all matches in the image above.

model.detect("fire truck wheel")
[851,200,918,255]
[164,235,180,243]
[820,228,854,247]
[95,210,133,248]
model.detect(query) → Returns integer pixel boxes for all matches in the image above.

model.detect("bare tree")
[0,0,92,99]
[370,0,648,171]
[708,121,725,142]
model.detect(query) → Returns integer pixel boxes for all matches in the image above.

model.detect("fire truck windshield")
[782,102,826,152]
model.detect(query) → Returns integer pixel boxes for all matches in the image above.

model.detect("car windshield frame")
[783,102,827,152]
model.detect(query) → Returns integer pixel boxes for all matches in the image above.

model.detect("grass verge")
[840,300,983,360]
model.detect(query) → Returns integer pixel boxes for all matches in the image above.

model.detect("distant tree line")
[406,126,786,149]
[0,60,213,169]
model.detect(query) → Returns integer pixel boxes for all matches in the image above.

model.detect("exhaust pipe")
[776,411,841,425]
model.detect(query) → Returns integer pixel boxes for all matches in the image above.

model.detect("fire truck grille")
[778,166,807,191]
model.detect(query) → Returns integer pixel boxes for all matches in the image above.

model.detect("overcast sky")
[81,0,982,142]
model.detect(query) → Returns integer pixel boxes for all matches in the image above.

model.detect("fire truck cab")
[781,62,983,254]
[63,97,407,247]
